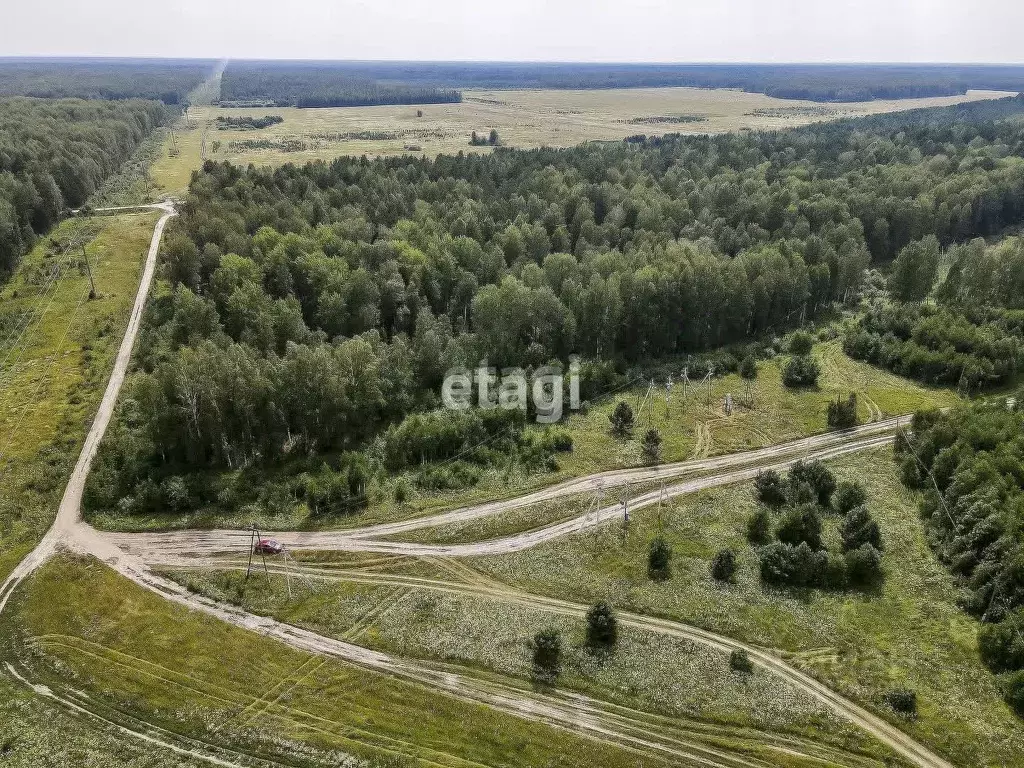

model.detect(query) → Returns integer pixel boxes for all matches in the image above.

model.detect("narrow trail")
[0,202,175,615]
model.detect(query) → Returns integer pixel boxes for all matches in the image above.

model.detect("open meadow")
[154,87,1016,179]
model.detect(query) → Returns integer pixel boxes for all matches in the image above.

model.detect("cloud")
[2,0,1022,62]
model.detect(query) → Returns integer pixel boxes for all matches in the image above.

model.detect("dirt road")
[109,430,897,563]
[0,202,175,614]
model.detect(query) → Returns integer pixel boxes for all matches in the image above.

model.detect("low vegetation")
[0,213,158,582]
[2,556,662,768]
[165,563,889,760]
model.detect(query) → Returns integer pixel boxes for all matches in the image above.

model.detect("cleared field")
[464,448,1024,768]
[186,87,1014,168]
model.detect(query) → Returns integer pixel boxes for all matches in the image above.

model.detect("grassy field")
[0,672,211,768]
[87,341,957,535]
[1,555,720,768]
[460,448,1024,768]
[166,564,896,765]
[146,87,1013,195]
[198,88,1012,164]
[0,212,159,583]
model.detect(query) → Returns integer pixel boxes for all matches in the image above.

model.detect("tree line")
[844,235,1024,392]
[220,61,1024,103]
[0,97,171,278]
[0,59,212,104]
[219,63,461,108]
[897,402,1024,714]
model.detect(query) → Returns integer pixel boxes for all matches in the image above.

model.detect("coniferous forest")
[0,58,212,103]
[218,61,1024,104]
[219,63,462,108]
[0,97,171,277]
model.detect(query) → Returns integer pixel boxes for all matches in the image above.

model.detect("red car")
[253,538,284,555]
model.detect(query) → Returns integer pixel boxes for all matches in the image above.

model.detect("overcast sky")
[3,0,1023,63]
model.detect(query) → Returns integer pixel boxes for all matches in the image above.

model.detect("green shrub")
[788,459,836,506]
[711,549,738,582]
[782,354,820,388]
[759,541,829,587]
[730,648,754,674]
[585,602,618,651]
[788,330,814,355]
[979,611,1024,673]
[747,508,772,544]
[609,401,635,438]
[754,469,787,506]
[532,628,562,681]
[885,689,918,717]
[776,505,824,550]
[840,505,883,551]
[845,543,883,585]
[834,480,867,514]
[641,428,662,464]
[739,355,758,379]
[826,392,858,429]
[648,537,672,581]
[1000,670,1024,715]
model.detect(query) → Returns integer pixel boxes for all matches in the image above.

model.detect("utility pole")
[657,481,666,533]
[245,524,270,584]
[82,244,96,299]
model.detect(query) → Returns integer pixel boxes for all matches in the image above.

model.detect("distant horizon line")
[3,56,1024,67]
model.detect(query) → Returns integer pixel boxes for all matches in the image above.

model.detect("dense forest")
[219,63,462,108]
[0,59,212,103]
[221,61,1024,103]
[844,235,1024,391]
[0,97,171,277]
[897,402,1024,713]
[82,94,1024,522]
